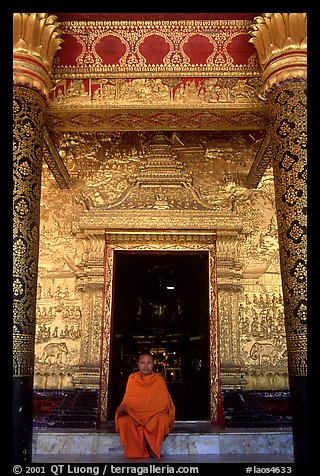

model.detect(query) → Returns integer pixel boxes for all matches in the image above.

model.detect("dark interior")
[108,250,210,421]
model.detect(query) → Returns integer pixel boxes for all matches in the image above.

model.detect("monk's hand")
[117,404,128,416]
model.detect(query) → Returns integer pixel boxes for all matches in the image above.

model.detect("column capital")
[249,13,307,99]
[13,13,64,101]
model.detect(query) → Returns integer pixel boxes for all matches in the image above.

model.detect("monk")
[115,352,175,459]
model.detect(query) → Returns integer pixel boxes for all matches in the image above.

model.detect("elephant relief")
[42,342,69,364]
[249,342,278,366]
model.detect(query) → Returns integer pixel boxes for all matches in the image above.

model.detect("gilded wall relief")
[49,77,263,108]
[239,287,289,390]
[226,167,289,389]
[34,130,288,391]
[46,76,267,132]
[34,278,82,389]
[52,130,263,211]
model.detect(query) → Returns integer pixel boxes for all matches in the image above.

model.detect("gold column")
[13,13,63,463]
[250,13,307,463]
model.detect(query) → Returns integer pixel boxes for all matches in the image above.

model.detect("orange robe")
[115,371,175,459]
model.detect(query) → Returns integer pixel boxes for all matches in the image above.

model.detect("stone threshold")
[33,424,293,456]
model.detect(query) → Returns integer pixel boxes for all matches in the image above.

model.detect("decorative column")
[74,232,106,388]
[249,13,307,463]
[13,13,63,463]
[216,234,247,389]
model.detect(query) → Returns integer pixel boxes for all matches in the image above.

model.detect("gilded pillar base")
[13,377,34,463]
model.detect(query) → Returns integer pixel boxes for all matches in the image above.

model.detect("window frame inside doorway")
[97,230,220,426]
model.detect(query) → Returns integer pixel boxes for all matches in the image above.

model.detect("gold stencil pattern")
[35,130,288,393]
[13,86,46,376]
[268,81,307,376]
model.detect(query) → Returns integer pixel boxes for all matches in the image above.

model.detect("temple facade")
[13,12,307,463]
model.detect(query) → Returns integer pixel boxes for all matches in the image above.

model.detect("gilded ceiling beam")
[249,13,307,98]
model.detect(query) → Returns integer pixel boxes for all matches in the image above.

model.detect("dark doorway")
[108,251,210,421]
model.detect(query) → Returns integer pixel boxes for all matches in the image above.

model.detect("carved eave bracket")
[249,13,307,99]
[43,128,71,188]
[245,129,273,188]
[13,13,64,101]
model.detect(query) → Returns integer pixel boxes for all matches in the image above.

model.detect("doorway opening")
[108,251,210,421]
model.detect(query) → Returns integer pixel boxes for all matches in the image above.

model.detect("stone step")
[33,426,293,456]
